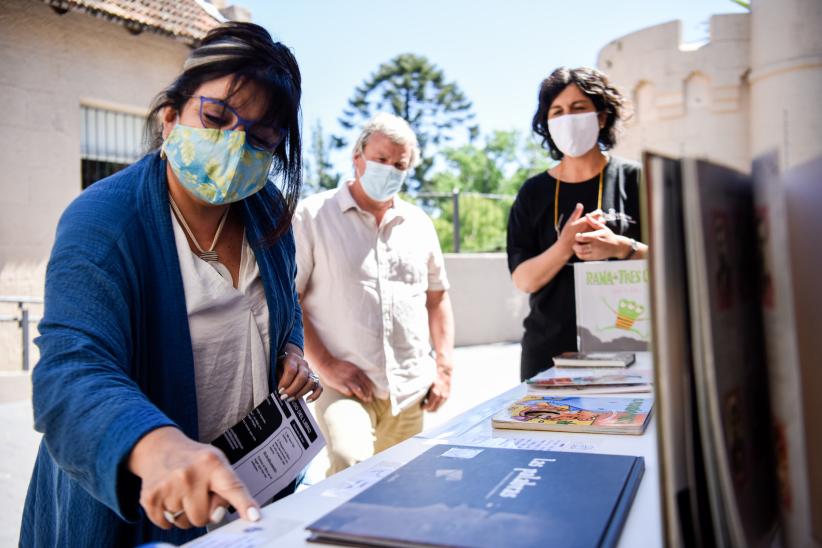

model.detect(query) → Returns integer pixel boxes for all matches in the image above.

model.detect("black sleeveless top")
[506,156,643,380]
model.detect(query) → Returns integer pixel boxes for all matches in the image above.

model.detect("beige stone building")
[0,0,242,370]
[597,0,822,174]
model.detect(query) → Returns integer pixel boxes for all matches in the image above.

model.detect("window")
[80,105,145,189]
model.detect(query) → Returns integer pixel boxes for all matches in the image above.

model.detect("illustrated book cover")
[573,260,650,352]
[492,395,653,435]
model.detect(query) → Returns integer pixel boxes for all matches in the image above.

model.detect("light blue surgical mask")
[358,160,407,202]
[162,124,273,205]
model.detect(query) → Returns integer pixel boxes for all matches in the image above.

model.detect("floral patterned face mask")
[162,124,274,205]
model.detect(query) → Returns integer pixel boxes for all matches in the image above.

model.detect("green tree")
[337,53,478,191]
[303,120,340,195]
[427,130,555,252]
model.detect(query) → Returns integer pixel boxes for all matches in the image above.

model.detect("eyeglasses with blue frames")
[194,95,286,152]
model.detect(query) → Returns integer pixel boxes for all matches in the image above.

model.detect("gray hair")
[353,113,421,168]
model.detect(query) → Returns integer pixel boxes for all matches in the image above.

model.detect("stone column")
[749,0,822,169]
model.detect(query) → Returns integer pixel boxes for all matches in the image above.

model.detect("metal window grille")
[80,105,145,189]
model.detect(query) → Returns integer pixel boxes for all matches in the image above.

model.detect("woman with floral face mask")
[506,67,649,381]
[21,22,321,547]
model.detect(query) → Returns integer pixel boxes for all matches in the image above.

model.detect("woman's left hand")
[573,213,629,261]
[278,344,323,402]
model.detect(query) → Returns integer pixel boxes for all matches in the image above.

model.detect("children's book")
[552,351,635,368]
[682,158,779,547]
[526,368,652,396]
[573,260,650,352]
[644,151,715,547]
[306,444,645,548]
[755,153,822,547]
[492,395,653,435]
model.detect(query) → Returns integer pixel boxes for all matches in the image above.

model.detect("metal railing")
[0,296,43,372]
[415,189,515,253]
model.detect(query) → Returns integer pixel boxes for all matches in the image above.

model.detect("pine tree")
[337,53,477,191]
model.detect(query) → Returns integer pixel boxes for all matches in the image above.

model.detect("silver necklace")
[169,194,230,263]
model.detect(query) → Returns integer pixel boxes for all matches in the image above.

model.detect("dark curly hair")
[531,67,628,160]
[145,22,302,246]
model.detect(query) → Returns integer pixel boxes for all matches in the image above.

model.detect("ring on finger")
[308,372,320,386]
[163,509,185,524]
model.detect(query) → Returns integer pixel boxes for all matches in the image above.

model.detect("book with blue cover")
[306,444,644,548]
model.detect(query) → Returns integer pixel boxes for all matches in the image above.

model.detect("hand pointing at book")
[128,426,260,529]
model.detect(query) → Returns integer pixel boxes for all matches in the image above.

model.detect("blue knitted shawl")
[20,151,303,547]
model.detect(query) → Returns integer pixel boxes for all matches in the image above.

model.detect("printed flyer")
[211,393,325,516]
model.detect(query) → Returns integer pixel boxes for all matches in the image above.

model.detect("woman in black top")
[507,67,648,381]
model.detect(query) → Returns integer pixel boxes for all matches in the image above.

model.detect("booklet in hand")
[211,392,325,518]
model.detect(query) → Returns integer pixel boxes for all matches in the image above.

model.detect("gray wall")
[443,253,528,347]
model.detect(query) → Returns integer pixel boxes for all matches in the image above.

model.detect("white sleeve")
[425,217,449,291]
[292,202,314,296]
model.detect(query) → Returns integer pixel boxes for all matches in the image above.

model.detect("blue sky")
[241,0,746,171]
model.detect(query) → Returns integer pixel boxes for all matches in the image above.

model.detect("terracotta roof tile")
[43,0,223,46]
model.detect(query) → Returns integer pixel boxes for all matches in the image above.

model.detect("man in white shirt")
[293,112,455,476]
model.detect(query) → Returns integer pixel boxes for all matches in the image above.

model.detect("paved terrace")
[0,342,521,546]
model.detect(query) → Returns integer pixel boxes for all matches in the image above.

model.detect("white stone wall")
[597,14,752,173]
[750,0,822,169]
[597,0,822,173]
[0,0,190,370]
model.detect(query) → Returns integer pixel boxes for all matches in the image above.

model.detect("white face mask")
[358,159,407,202]
[547,111,600,158]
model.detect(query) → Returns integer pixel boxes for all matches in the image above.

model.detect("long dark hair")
[531,67,627,161]
[145,22,302,246]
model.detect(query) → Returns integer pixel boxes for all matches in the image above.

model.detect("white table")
[189,354,662,547]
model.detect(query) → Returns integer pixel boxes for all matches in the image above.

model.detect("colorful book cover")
[527,372,651,387]
[552,351,636,367]
[307,444,645,548]
[492,395,653,435]
[573,260,650,352]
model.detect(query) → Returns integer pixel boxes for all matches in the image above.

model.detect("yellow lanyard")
[554,169,603,236]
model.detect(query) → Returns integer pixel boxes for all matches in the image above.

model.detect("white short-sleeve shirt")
[293,183,449,414]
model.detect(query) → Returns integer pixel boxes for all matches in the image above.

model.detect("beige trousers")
[314,384,424,477]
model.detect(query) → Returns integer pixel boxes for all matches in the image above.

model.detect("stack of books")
[642,151,822,547]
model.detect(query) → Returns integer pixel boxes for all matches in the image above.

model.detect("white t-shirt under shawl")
[171,209,271,443]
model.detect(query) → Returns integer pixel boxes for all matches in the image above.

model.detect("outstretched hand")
[129,427,260,530]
